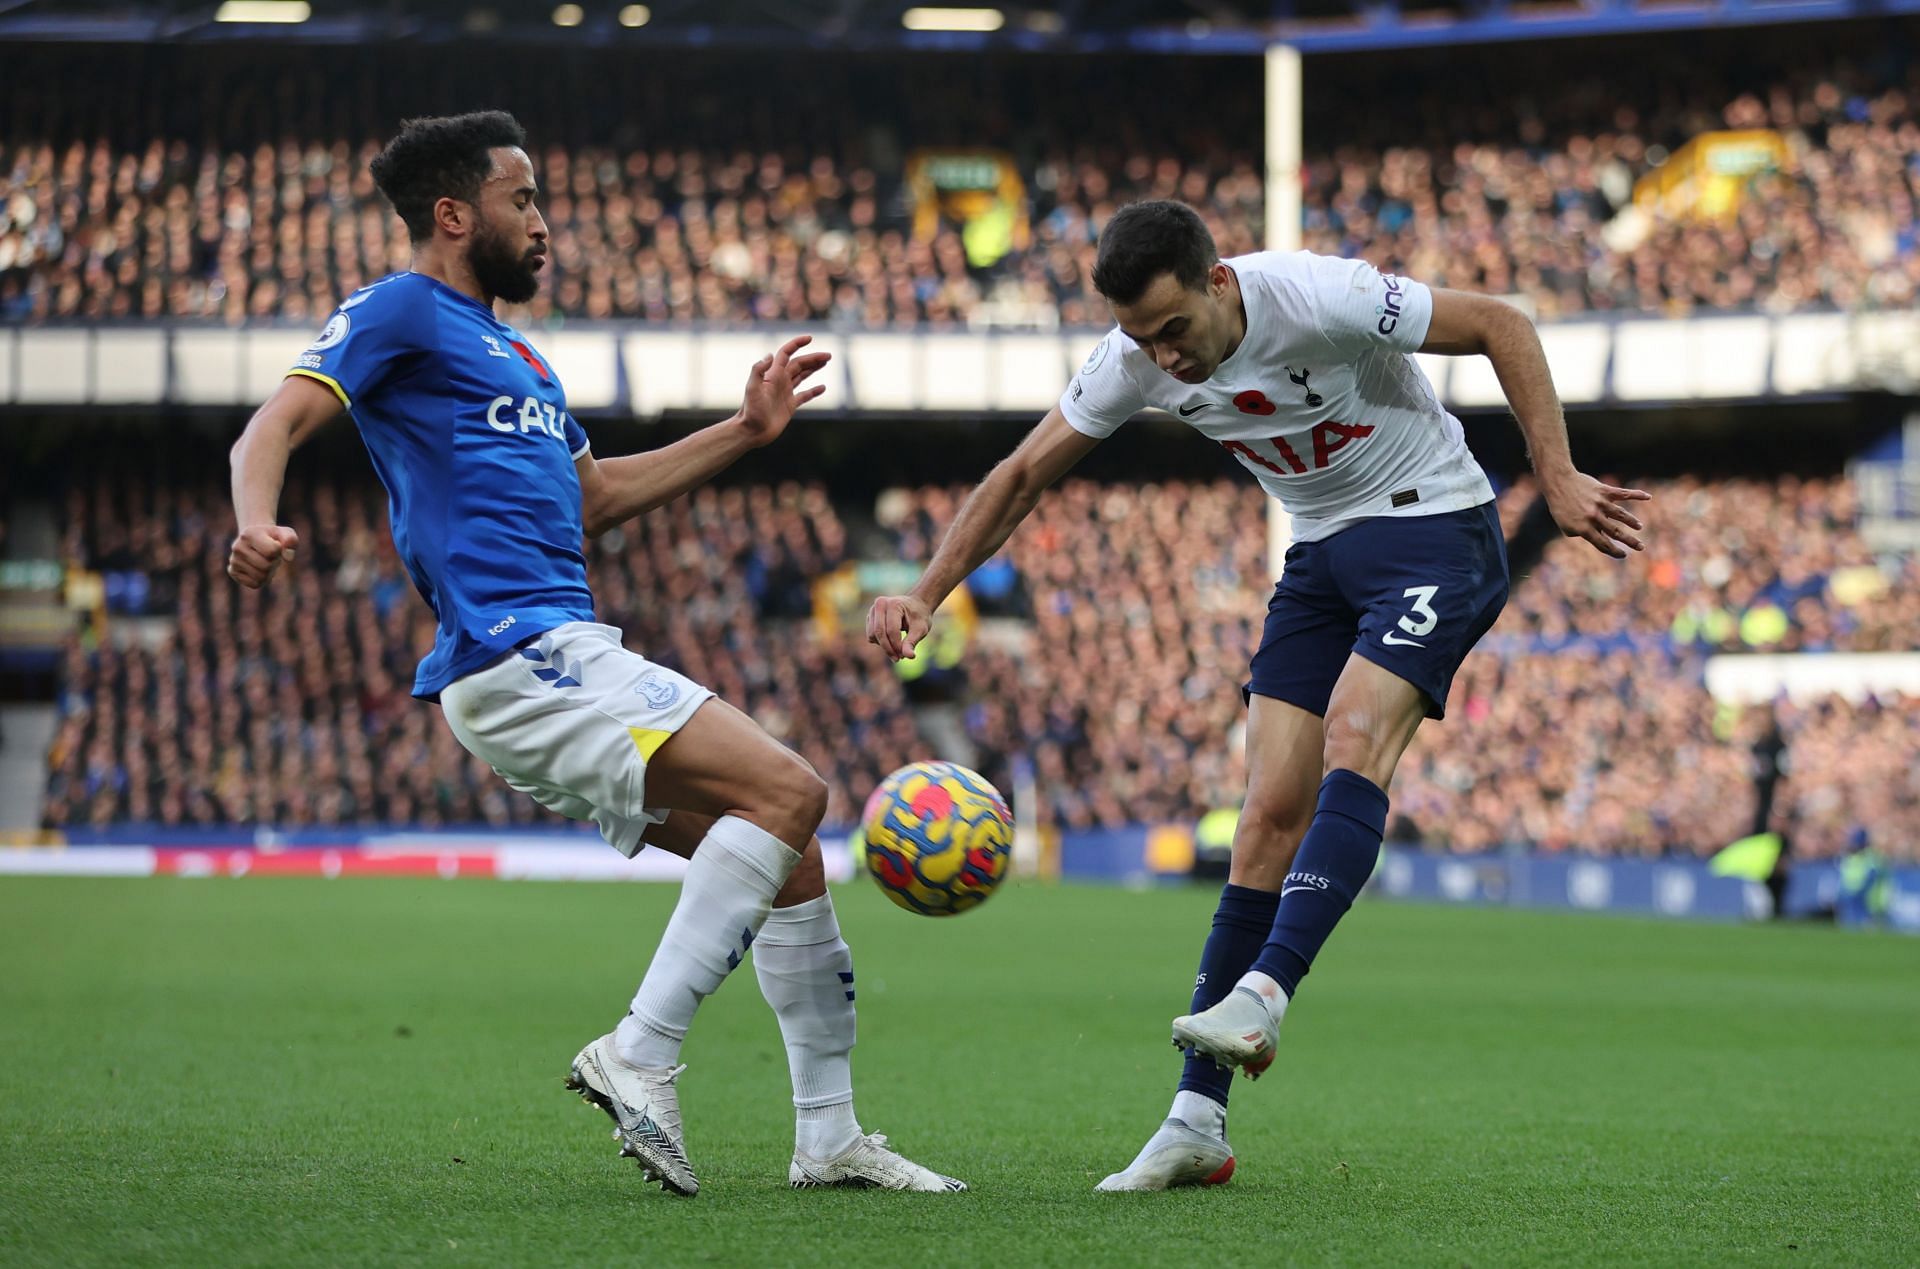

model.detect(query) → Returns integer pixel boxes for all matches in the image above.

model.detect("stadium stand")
[14,24,1919,867]
[3,31,1915,325]
[1299,42,1920,317]
[41,468,1920,862]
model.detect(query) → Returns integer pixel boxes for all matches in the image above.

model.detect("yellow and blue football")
[859,761,1013,916]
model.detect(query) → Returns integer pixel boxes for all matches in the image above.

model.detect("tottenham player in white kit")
[868,200,1648,1190]
[227,111,962,1197]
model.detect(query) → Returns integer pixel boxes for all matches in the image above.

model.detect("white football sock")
[752,893,861,1159]
[1170,1089,1228,1140]
[614,815,801,1068]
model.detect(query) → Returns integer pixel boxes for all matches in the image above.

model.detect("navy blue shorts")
[1245,502,1509,720]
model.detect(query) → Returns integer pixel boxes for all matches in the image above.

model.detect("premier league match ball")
[859,761,1014,916]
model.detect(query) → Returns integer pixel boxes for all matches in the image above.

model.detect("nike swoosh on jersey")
[1380,631,1426,647]
[1177,402,1211,417]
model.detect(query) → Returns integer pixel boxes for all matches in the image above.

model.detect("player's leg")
[441,625,829,1194]
[1179,695,1324,1093]
[1247,503,1510,1007]
[1244,654,1427,994]
[641,811,827,907]
[637,807,965,1192]
[1171,654,1428,1078]
[1220,698,1325,888]
[560,698,827,1196]
[645,811,857,1153]
[1098,697,1324,1192]
[604,695,824,1064]
[1177,503,1510,1077]
[1099,548,1346,1192]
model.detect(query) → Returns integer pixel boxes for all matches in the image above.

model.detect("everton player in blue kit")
[228,112,963,1196]
[869,201,1650,1189]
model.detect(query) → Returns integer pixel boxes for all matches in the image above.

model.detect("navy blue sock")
[1177,882,1281,1104]
[1249,770,1389,996]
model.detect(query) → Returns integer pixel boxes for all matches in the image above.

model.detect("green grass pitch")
[2,876,1915,1267]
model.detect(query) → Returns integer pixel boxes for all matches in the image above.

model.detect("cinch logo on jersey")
[488,395,571,440]
[1376,274,1406,335]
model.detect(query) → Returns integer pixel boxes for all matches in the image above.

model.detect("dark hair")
[369,111,528,244]
[1091,200,1219,304]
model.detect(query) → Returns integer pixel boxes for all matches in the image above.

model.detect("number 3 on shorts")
[1398,585,1440,637]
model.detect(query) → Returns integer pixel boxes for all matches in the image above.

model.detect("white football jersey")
[1058,250,1494,542]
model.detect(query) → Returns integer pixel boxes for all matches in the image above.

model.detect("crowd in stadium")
[1496,474,1920,655]
[40,469,1920,863]
[17,30,1918,864]
[1301,63,1920,318]
[3,42,1915,325]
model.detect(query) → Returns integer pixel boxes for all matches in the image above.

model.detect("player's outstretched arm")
[867,406,1099,661]
[576,335,830,536]
[227,373,343,589]
[1420,289,1650,559]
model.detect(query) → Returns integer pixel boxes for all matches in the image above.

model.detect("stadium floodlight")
[901,7,1005,32]
[214,0,310,21]
[551,3,584,26]
[618,4,651,26]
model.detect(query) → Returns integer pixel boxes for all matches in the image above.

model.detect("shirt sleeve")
[286,281,425,409]
[564,412,590,461]
[1057,329,1147,439]
[1310,255,1434,361]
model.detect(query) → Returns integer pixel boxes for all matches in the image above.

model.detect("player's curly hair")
[370,111,528,245]
[1091,200,1219,304]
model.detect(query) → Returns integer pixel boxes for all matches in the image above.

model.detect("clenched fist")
[228,524,300,589]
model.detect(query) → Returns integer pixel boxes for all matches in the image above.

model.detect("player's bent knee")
[792,767,830,833]
[1235,798,1310,857]
[751,754,829,843]
[1227,802,1309,889]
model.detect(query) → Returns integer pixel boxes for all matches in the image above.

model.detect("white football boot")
[565,1033,699,1196]
[1171,985,1279,1081]
[1095,1117,1236,1192]
[789,1132,968,1192]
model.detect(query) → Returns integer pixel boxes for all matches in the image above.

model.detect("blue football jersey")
[288,272,596,700]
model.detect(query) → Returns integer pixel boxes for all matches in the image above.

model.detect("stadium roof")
[0,0,1913,52]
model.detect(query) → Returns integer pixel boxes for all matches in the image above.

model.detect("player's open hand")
[1544,471,1650,559]
[737,335,832,446]
[867,593,934,662]
[227,524,299,588]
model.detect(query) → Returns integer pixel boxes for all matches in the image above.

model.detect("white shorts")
[439,622,714,857]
